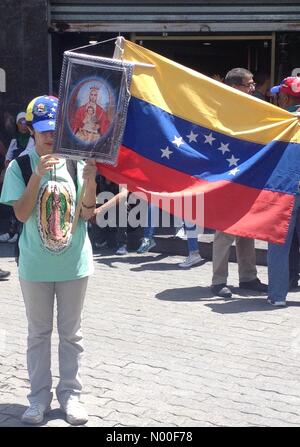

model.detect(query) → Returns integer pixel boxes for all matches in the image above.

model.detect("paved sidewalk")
[1,250,300,427]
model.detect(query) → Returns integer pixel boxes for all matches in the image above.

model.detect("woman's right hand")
[35,154,60,177]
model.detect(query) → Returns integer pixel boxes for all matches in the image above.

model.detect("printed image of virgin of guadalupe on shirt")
[37,180,75,253]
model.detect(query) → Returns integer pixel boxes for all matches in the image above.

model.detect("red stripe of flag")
[97,145,294,244]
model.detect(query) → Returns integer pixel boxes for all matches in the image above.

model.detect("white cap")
[16,112,26,123]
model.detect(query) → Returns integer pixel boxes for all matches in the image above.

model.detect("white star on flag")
[172,136,184,147]
[186,130,198,143]
[229,167,239,176]
[48,121,55,126]
[161,146,173,159]
[204,132,216,146]
[226,154,239,167]
[217,142,230,155]
[51,107,56,112]
[48,113,54,118]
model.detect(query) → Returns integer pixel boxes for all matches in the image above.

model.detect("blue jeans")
[184,222,199,253]
[144,203,158,239]
[268,194,300,302]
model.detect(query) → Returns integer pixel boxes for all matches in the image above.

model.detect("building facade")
[1,0,300,146]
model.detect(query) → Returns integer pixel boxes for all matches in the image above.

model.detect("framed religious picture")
[53,51,133,165]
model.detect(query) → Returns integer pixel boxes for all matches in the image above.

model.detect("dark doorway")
[51,33,272,93]
[134,37,271,80]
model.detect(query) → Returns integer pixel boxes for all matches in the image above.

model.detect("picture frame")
[53,50,133,165]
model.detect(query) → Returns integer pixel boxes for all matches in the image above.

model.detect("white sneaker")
[21,402,50,425]
[116,245,128,255]
[8,234,18,243]
[267,298,287,307]
[178,253,203,268]
[174,226,186,239]
[0,233,10,242]
[61,396,88,425]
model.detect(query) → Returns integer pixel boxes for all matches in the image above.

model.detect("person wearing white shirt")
[0,112,34,243]
[5,112,34,167]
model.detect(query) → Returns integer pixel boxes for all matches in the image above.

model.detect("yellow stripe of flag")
[123,39,300,145]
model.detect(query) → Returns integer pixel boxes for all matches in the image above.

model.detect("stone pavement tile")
[2,254,300,427]
[101,410,162,427]
[140,407,229,427]
[101,389,145,406]
[201,396,300,426]
[103,400,150,418]
[85,413,116,427]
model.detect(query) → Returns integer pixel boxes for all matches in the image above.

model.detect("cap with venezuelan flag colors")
[270,77,300,97]
[25,95,58,132]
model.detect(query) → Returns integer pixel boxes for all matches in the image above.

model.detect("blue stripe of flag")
[122,97,300,195]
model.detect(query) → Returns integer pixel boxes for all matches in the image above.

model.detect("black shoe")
[211,284,232,298]
[289,278,299,291]
[239,278,267,293]
[94,240,107,249]
[0,269,10,279]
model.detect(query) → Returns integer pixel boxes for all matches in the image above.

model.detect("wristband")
[82,202,96,209]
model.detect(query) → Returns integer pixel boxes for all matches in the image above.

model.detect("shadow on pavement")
[155,287,297,312]
[131,259,207,272]
[0,403,26,427]
[0,404,68,427]
[156,285,217,301]
[94,253,168,268]
[205,298,300,314]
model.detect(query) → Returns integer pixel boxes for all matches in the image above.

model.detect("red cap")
[270,77,300,97]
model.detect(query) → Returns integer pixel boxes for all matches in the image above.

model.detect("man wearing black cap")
[267,76,300,306]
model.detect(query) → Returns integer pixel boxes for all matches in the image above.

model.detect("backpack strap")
[14,155,32,265]
[16,154,32,186]
[16,154,78,190]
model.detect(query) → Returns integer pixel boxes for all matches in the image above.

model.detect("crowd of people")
[0,69,299,425]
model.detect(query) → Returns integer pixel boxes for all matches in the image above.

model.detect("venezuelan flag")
[98,39,300,244]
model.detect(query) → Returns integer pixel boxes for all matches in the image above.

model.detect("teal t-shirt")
[0,149,94,281]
